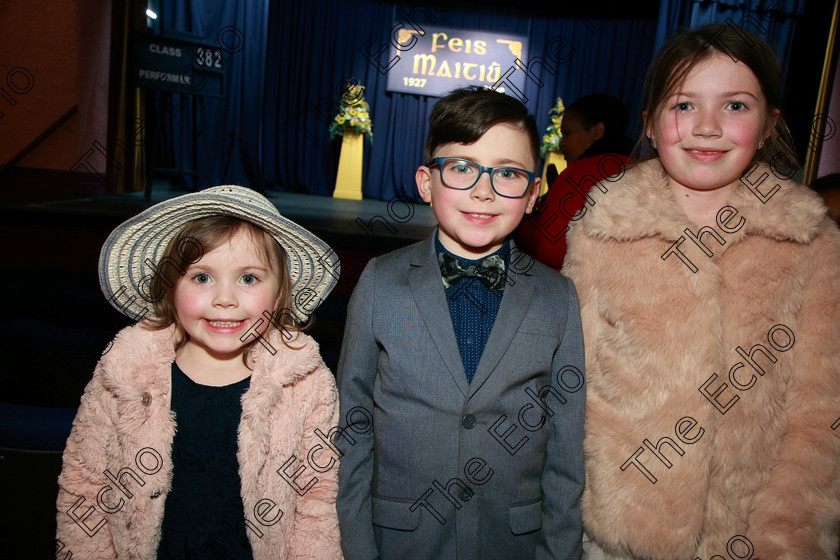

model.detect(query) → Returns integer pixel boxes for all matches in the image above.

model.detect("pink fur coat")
[56,323,343,559]
[564,159,840,559]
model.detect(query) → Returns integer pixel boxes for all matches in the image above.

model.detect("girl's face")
[173,228,281,365]
[649,54,778,193]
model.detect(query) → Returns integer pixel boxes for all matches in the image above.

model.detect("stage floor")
[22,182,439,244]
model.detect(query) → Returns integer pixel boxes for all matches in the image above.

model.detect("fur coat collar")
[583,158,826,243]
[57,323,343,559]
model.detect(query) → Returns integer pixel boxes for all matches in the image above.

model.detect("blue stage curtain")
[155,0,270,189]
[154,1,658,199]
[262,2,658,201]
[654,0,805,87]
[153,1,809,201]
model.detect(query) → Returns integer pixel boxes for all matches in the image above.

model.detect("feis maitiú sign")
[385,25,528,98]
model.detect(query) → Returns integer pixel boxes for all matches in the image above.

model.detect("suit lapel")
[467,240,535,399]
[408,233,470,397]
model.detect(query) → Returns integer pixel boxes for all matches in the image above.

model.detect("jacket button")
[141,392,152,406]
[461,414,476,429]
[459,488,473,502]
[150,490,161,499]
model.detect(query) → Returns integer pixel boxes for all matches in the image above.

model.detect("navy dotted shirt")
[435,233,509,383]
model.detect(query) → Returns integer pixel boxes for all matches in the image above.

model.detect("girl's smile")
[203,319,247,331]
[683,148,727,162]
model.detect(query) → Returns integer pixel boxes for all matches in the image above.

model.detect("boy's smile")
[416,123,540,259]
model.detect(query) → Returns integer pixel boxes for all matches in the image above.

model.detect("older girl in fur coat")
[564,25,840,559]
[56,186,344,559]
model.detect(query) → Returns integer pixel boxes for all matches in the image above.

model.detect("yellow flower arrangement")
[329,81,373,143]
[540,96,564,158]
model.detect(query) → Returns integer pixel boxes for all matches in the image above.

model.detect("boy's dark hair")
[424,86,540,169]
[636,24,798,171]
[566,93,629,138]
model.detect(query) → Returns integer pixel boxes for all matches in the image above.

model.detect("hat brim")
[99,186,340,323]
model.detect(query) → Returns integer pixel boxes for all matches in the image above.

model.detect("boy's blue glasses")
[425,157,537,199]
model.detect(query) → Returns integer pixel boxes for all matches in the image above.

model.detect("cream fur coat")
[56,323,343,559]
[564,159,840,559]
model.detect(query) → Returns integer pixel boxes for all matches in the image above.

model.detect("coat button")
[141,392,152,406]
[461,414,476,429]
[150,490,161,499]
[459,488,473,502]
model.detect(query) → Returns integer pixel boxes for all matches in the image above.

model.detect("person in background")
[811,173,840,223]
[515,93,634,270]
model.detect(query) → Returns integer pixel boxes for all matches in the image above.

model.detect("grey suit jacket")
[336,232,584,560]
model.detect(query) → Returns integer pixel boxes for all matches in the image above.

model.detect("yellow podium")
[540,151,567,197]
[333,131,364,200]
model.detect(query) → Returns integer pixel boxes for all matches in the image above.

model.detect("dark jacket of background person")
[515,136,632,271]
[811,173,840,223]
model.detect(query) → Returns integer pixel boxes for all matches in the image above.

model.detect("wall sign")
[385,25,528,98]
[133,32,224,98]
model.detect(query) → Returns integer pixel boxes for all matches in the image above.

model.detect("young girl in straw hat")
[56,186,344,559]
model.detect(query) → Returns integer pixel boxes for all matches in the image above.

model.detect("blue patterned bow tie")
[439,253,505,291]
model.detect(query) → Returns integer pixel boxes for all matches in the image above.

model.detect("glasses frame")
[425,157,538,199]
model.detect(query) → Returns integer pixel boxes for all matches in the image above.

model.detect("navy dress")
[157,362,253,559]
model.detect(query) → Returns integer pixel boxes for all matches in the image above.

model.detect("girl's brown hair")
[636,24,798,175]
[144,215,304,363]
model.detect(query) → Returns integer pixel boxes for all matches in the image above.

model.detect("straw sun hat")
[99,185,340,323]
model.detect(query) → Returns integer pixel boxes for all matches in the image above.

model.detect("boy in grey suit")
[336,87,584,560]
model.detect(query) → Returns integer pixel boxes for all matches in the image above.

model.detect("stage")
[24,183,438,245]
